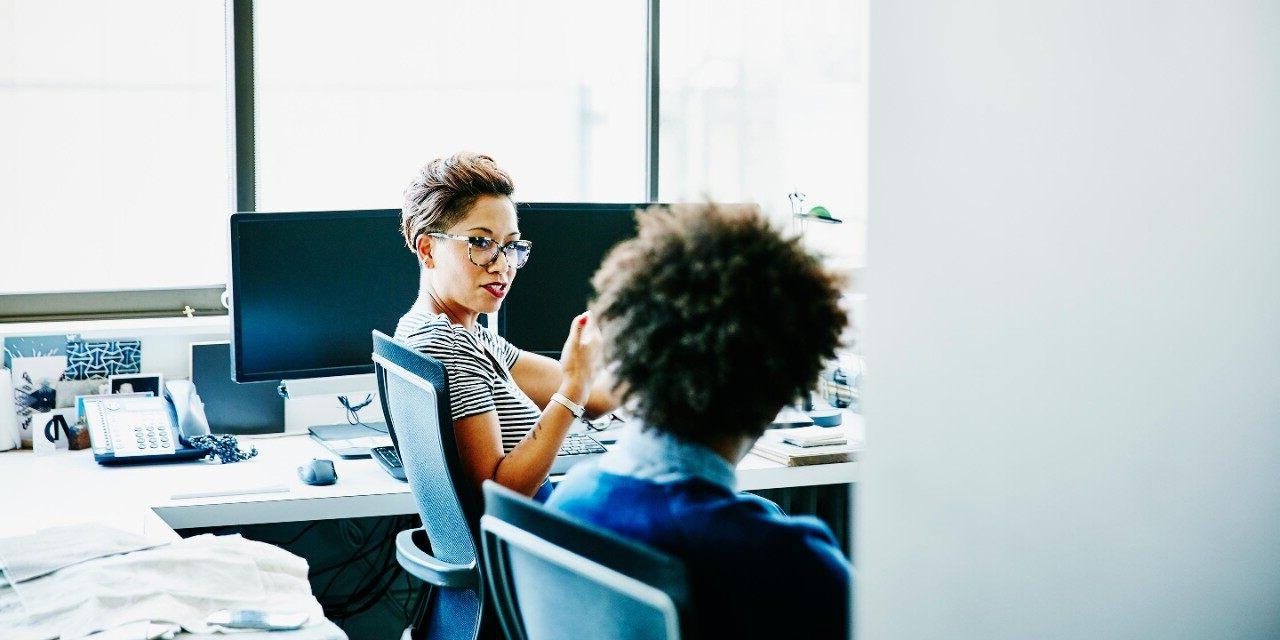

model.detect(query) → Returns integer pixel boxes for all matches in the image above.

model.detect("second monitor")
[499,203,651,357]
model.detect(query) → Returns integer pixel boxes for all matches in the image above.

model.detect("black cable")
[318,521,386,584]
[389,541,427,624]
[341,519,365,548]
[310,542,381,579]
[399,519,435,627]
[338,393,388,432]
[315,518,394,605]
[327,570,381,619]
[400,570,429,625]
[338,534,396,605]
[311,533,379,578]
[326,516,408,620]
[317,515,408,620]
[407,581,432,628]
[347,515,414,619]
[260,520,318,547]
[331,563,403,621]
[313,514,424,622]
[399,571,412,621]
[409,583,435,634]
[338,393,373,423]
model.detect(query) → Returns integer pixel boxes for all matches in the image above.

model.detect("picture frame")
[108,373,164,398]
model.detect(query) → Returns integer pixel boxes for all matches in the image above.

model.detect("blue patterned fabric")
[64,340,142,380]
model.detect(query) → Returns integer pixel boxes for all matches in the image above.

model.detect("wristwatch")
[550,392,585,420]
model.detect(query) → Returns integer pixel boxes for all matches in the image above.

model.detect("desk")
[0,416,860,541]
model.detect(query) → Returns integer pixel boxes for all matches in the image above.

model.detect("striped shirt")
[395,305,542,453]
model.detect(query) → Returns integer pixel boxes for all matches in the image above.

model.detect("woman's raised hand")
[558,311,602,403]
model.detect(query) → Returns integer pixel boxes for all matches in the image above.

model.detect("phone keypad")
[86,399,177,457]
[113,410,175,456]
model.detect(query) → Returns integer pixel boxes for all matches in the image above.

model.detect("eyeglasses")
[582,412,626,432]
[428,233,533,269]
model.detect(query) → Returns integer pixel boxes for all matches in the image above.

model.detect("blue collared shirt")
[548,427,851,640]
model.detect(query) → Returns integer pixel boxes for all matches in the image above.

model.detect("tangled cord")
[338,393,387,433]
[188,434,259,464]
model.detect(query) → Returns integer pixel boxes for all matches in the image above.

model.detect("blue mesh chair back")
[480,481,696,640]
[373,331,486,640]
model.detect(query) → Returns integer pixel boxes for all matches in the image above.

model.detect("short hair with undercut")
[591,203,848,445]
[401,152,515,253]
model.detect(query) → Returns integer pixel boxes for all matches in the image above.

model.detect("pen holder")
[67,421,92,450]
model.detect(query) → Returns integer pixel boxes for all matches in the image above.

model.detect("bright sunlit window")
[0,1,866,304]
[253,0,648,212]
[0,0,230,295]
[659,0,866,267]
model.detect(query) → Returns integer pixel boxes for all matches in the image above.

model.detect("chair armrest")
[395,528,478,589]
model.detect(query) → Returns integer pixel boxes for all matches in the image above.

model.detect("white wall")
[861,2,1280,639]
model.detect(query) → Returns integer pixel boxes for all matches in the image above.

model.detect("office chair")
[480,481,697,640]
[373,331,487,640]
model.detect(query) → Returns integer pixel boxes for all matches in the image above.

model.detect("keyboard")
[371,433,608,481]
[371,445,406,481]
[550,433,608,475]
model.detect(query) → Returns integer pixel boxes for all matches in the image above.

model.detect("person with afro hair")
[548,202,851,640]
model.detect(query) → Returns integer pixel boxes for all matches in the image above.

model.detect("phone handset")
[165,380,211,444]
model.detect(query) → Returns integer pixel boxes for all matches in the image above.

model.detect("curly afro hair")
[591,203,847,445]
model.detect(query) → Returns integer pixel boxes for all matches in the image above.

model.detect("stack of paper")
[779,426,848,448]
[750,427,862,467]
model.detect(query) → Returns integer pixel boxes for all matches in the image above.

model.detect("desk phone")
[85,381,212,465]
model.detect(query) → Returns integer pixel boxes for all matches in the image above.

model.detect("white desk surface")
[0,416,860,542]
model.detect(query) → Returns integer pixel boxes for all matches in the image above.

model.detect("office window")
[254,0,648,212]
[0,1,230,295]
[659,0,867,266]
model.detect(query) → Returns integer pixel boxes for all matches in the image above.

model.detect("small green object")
[805,206,843,224]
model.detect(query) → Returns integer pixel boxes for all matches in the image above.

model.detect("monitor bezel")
[497,202,656,358]
[229,208,405,383]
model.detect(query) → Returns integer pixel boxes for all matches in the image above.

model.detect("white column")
[861,2,1280,638]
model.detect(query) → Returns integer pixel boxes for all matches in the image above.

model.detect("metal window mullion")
[645,0,660,202]
[230,0,256,213]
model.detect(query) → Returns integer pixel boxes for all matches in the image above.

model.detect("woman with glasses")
[395,152,610,500]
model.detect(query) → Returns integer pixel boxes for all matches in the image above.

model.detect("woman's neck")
[417,270,478,331]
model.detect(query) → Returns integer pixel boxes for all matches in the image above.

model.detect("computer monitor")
[229,209,419,383]
[498,202,652,357]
